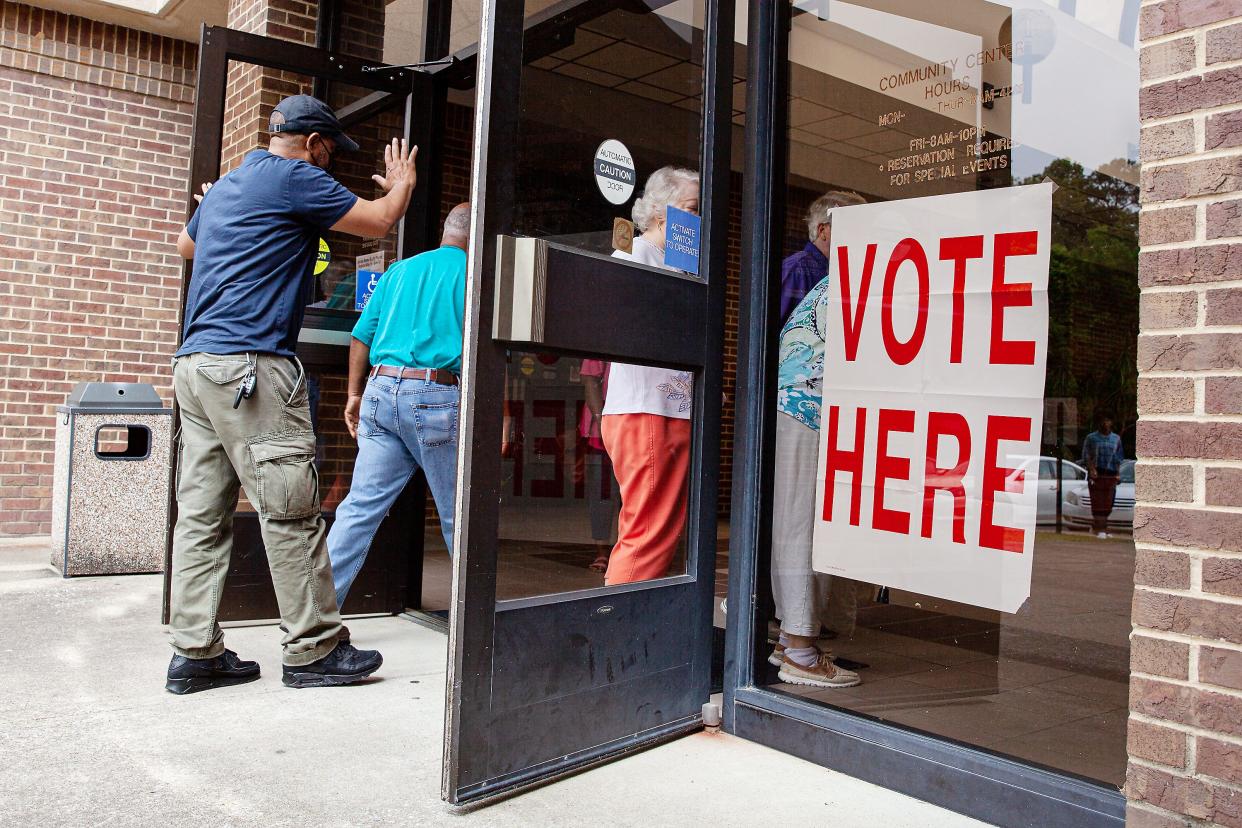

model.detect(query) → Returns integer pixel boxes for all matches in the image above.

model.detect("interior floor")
[761,530,1133,787]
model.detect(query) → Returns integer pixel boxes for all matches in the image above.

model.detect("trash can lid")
[59,382,168,413]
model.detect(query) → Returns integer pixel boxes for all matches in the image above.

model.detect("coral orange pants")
[601,413,691,585]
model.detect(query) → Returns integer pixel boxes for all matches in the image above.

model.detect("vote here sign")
[812,183,1052,613]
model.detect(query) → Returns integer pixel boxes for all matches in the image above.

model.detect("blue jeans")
[327,374,459,607]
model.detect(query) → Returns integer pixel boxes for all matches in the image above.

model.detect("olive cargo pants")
[169,352,343,666]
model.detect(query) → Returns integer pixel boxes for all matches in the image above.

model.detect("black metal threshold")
[399,608,449,633]
[730,687,1125,828]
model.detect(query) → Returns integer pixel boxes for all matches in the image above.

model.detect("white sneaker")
[1097,531,1110,539]
[778,652,861,689]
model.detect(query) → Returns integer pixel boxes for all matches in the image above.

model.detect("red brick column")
[1130,2,1242,825]
[218,0,387,170]
[220,0,318,172]
[0,2,196,535]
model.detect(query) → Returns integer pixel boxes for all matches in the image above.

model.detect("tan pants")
[169,352,342,666]
[771,413,859,639]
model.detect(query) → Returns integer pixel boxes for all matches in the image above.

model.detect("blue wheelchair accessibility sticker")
[355,252,385,311]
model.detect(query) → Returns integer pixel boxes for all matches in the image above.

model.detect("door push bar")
[493,235,549,344]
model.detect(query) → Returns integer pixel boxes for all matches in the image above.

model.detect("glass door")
[725,2,1136,827]
[443,0,735,804]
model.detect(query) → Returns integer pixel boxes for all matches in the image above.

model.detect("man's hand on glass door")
[371,138,418,194]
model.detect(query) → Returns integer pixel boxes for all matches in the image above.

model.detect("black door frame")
[443,0,734,806]
[720,3,1127,827]
[162,25,438,623]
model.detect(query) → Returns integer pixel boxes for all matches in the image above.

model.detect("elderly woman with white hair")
[598,165,699,585]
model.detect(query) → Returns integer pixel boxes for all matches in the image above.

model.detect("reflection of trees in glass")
[1023,159,1139,455]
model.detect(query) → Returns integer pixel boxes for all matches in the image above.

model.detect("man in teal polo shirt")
[327,203,470,607]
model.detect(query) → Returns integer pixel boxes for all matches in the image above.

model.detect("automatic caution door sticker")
[594,139,636,205]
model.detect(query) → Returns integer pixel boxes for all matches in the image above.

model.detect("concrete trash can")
[51,382,171,576]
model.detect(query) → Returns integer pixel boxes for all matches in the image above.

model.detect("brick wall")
[0,1,196,536]
[1130,2,1242,825]
[221,0,317,172]
[439,101,473,211]
[0,0,415,535]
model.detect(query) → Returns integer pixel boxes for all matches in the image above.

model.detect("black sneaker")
[282,641,382,688]
[166,649,261,695]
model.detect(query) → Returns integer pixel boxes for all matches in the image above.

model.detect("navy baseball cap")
[268,95,359,152]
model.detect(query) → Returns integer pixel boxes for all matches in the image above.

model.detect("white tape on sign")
[811,183,1053,614]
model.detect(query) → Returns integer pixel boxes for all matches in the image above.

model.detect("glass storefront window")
[757,0,1138,788]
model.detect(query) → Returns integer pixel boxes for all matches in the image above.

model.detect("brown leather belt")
[369,364,458,386]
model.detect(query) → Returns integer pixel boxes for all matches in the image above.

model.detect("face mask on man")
[307,134,336,174]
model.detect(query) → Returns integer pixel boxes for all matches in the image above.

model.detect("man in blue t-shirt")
[326,203,470,611]
[1081,414,1126,539]
[166,95,418,695]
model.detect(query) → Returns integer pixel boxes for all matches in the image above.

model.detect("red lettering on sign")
[990,231,1038,365]
[873,408,915,534]
[823,405,867,526]
[531,400,565,498]
[574,401,587,500]
[937,235,984,364]
[979,414,1030,553]
[921,411,972,543]
[836,243,877,362]
[504,400,524,496]
[880,239,929,366]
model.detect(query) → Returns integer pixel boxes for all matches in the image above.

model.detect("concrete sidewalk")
[0,541,987,827]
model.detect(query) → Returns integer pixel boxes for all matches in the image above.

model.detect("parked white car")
[1031,457,1088,525]
[1061,459,1135,530]
[1003,457,1088,525]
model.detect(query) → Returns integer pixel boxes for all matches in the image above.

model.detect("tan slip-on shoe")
[778,652,861,689]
